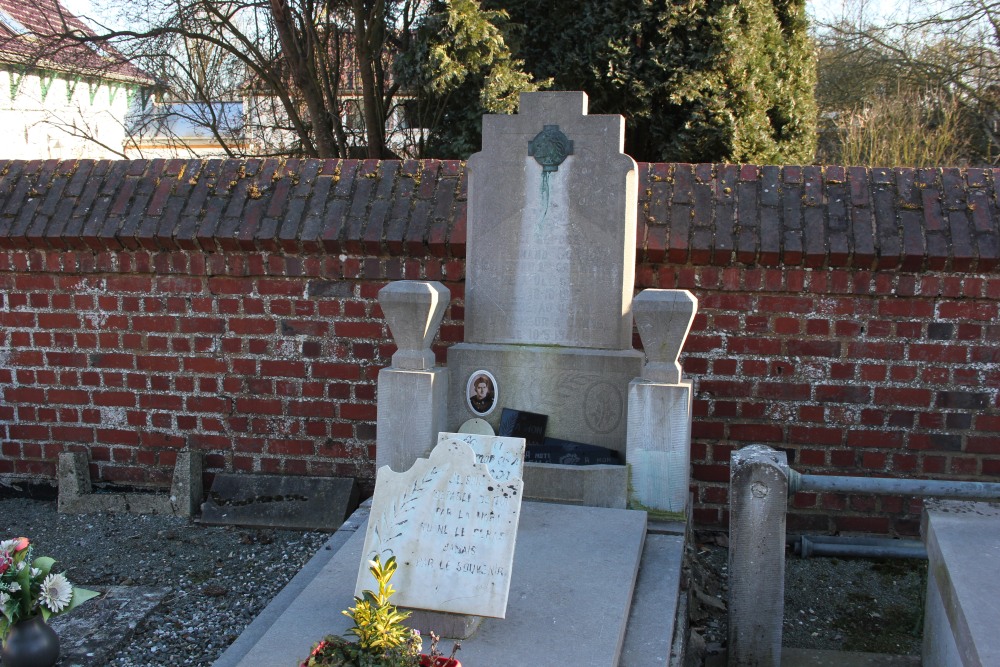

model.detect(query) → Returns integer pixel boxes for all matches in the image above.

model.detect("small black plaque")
[498,408,548,446]
[526,438,623,466]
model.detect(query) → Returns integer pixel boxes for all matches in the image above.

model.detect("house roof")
[0,0,153,85]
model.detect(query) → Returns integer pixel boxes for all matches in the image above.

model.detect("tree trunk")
[269,0,339,157]
[353,0,388,158]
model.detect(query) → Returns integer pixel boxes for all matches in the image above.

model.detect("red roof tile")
[0,0,153,84]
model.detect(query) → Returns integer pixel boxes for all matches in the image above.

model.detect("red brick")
[847,430,903,448]
[874,387,932,407]
[729,424,784,442]
[816,386,870,404]
[334,321,385,339]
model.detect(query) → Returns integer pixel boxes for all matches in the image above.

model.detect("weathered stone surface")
[633,289,698,383]
[464,91,638,350]
[728,445,789,667]
[376,367,449,472]
[436,431,525,483]
[58,451,203,517]
[627,380,693,515]
[51,586,169,667]
[922,500,1000,667]
[447,343,643,454]
[522,462,628,509]
[200,473,358,531]
[378,281,449,370]
[224,501,652,667]
[358,438,523,618]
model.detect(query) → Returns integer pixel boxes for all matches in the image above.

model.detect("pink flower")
[0,552,10,575]
[13,537,28,552]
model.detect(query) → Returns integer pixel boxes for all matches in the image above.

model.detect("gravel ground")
[687,532,927,662]
[2,496,328,667]
[2,496,927,666]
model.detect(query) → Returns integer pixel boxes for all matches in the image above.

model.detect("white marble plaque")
[437,432,525,483]
[357,438,524,618]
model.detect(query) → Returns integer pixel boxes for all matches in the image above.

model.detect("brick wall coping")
[0,159,997,272]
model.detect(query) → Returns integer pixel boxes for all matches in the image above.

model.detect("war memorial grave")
[210,92,696,666]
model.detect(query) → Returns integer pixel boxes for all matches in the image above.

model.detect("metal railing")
[727,444,1000,667]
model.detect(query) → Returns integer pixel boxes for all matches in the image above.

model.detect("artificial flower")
[0,535,99,645]
[38,573,73,613]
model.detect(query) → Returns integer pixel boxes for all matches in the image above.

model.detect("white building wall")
[0,67,138,160]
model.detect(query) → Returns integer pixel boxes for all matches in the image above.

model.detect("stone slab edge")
[211,501,372,667]
[199,473,359,532]
[220,502,655,667]
[922,500,1000,667]
[620,533,685,667]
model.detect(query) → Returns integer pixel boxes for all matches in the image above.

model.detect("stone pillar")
[376,281,450,472]
[728,445,788,667]
[626,289,697,515]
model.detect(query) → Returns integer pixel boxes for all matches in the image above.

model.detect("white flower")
[30,567,41,577]
[0,539,17,553]
[7,582,20,592]
[15,562,25,572]
[38,573,72,613]
[0,591,9,606]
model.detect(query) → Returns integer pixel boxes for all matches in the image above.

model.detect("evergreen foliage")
[399,0,544,158]
[483,0,818,163]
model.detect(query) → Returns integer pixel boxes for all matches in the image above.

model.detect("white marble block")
[626,380,693,514]
[376,368,448,472]
[376,280,451,472]
[632,289,698,384]
[357,438,524,618]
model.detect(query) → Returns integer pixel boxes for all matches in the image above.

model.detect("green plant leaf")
[32,556,55,577]
[64,587,100,613]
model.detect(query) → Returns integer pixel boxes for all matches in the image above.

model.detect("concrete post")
[728,445,788,667]
[626,289,697,515]
[376,281,450,472]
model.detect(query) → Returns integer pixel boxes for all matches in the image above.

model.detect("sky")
[62,0,905,28]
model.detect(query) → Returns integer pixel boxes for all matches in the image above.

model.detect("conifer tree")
[485,0,817,163]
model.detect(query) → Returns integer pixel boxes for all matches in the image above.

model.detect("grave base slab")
[404,609,483,640]
[215,501,684,667]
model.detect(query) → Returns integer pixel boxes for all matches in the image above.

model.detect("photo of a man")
[467,372,497,415]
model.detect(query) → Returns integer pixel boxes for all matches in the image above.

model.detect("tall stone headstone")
[464,92,637,350]
[357,438,524,618]
[447,93,643,497]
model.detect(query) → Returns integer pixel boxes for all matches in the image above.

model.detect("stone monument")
[447,91,644,507]
[376,281,450,472]
[627,289,698,515]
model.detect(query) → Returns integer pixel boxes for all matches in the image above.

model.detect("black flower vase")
[0,616,60,667]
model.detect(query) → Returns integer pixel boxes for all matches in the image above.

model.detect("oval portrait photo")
[466,371,498,416]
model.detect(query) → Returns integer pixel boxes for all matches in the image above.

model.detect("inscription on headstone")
[437,431,525,483]
[357,438,524,618]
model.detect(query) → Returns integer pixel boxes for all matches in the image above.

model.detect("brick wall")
[1,158,997,535]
